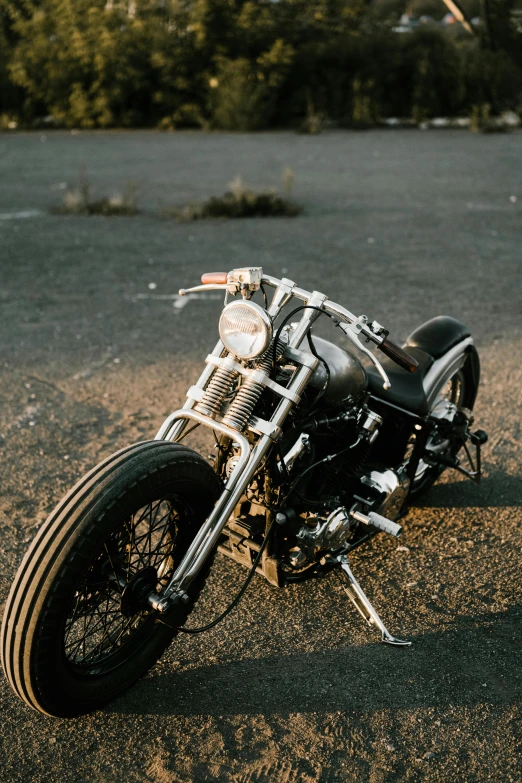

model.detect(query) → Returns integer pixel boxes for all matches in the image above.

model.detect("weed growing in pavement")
[167,170,302,222]
[53,169,139,216]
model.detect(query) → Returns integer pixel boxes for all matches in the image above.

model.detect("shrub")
[298,99,324,134]
[1,0,521,130]
[210,41,293,132]
[350,78,379,129]
[158,103,209,131]
[169,174,302,221]
[461,44,522,113]
[404,28,464,121]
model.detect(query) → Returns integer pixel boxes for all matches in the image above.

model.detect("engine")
[280,404,410,565]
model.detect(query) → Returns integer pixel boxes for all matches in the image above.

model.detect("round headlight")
[219,300,272,360]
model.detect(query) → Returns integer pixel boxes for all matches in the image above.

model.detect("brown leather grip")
[378,338,419,373]
[201,272,228,285]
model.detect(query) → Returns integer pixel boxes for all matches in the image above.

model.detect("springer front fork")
[148,289,327,613]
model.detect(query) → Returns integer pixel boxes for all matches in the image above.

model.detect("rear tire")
[1,441,221,717]
[408,351,479,499]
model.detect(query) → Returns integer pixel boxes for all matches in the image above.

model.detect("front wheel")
[1,441,221,717]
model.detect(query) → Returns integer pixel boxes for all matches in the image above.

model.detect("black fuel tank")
[307,336,368,404]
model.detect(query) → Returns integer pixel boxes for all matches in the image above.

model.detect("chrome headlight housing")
[219,300,272,360]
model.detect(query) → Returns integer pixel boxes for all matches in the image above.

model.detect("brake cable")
[272,304,338,368]
[156,518,276,635]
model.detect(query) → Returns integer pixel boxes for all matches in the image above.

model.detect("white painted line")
[134,293,179,300]
[173,293,221,312]
[0,209,44,220]
[132,292,222,313]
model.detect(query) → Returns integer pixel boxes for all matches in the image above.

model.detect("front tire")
[1,441,221,717]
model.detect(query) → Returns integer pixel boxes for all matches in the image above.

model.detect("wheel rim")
[412,369,466,485]
[63,498,183,670]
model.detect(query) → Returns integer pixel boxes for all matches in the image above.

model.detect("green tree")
[8,0,184,126]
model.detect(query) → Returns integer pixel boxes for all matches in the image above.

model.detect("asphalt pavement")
[0,129,521,782]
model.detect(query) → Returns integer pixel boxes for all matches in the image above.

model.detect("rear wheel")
[1,441,221,717]
[408,355,478,499]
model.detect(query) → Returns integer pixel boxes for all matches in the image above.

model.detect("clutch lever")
[338,320,391,390]
[178,283,229,296]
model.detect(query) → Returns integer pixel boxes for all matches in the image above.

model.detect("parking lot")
[0,128,521,782]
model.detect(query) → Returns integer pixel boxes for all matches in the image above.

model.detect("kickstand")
[337,556,411,647]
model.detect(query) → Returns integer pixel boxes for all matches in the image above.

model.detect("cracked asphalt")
[0,129,521,782]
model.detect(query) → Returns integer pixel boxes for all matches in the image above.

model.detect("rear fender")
[423,337,477,408]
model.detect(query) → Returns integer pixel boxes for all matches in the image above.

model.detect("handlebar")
[261,274,418,374]
[191,270,419,377]
[262,274,359,328]
[378,338,419,373]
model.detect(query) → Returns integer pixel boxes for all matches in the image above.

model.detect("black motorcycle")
[1,267,487,717]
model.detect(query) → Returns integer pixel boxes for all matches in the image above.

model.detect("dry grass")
[53,171,139,216]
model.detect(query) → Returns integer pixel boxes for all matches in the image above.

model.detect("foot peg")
[338,556,411,647]
[350,507,402,538]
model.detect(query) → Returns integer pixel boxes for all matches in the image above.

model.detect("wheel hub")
[120,567,158,617]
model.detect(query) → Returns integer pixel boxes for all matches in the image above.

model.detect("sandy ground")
[0,129,521,782]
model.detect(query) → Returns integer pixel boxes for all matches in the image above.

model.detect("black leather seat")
[365,316,471,415]
[364,347,434,416]
[406,316,471,359]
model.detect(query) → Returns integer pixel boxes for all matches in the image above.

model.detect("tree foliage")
[0,0,520,128]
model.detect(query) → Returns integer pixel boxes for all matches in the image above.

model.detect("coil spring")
[195,365,238,418]
[222,340,284,432]
[222,379,264,431]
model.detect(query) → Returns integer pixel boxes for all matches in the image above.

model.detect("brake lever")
[338,321,391,390]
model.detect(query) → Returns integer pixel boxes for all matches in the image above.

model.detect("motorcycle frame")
[153,275,384,604]
[152,274,476,606]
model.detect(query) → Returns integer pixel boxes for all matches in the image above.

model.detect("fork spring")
[195,365,238,418]
[222,341,283,432]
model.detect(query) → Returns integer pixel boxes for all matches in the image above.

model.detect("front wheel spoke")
[69,615,124,658]
[150,549,170,573]
[120,613,144,641]
[65,498,183,665]
[74,611,116,646]
[109,616,137,649]
[133,535,169,571]
[135,528,171,568]
[86,616,124,651]
[103,545,125,595]
[65,600,121,646]
[152,517,174,552]
[65,605,121,637]
[65,611,121,654]
[132,511,172,546]
[132,500,160,530]
[139,512,174,553]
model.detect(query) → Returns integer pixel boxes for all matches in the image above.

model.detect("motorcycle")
[1,267,488,717]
